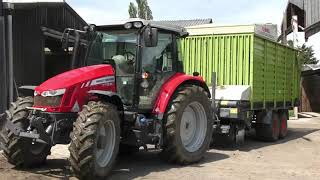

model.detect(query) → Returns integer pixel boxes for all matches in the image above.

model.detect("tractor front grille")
[34,96,62,107]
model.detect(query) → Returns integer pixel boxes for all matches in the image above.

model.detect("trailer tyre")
[1,97,51,167]
[69,101,120,179]
[255,111,280,142]
[279,110,288,139]
[161,85,213,164]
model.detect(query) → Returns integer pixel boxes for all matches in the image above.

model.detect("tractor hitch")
[0,112,50,149]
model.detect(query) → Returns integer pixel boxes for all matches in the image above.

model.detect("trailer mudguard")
[152,73,210,117]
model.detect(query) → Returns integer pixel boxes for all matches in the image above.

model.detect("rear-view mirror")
[144,27,158,47]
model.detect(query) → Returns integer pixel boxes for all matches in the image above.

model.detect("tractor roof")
[96,18,189,38]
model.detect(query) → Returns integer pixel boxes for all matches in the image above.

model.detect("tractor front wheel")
[161,85,213,164]
[1,97,51,167]
[69,101,120,179]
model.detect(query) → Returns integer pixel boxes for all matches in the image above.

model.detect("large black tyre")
[0,97,51,167]
[69,101,120,179]
[255,111,280,142]
[161,85,213,164]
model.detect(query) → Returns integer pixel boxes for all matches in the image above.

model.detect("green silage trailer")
[181,24,301,143]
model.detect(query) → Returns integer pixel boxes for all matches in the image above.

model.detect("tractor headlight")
[124,22,132,29]
[133,21,143,28]
[41,89,66,97]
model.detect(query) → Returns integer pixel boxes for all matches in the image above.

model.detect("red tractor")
[0,19,214,179]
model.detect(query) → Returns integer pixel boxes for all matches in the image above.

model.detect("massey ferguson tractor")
[0,19,214,179]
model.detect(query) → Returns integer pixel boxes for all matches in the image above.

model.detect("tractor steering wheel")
[123,51,135,64]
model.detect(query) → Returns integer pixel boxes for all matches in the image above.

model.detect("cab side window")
[141,33,173,73]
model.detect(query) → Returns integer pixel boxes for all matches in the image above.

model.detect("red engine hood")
[35,65,114,92]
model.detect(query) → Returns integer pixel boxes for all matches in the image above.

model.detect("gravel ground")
[1,116,320,180]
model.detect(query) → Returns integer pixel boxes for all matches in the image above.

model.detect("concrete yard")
[1,115,320,180]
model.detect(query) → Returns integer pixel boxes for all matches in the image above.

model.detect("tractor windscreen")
[87,30,138,105]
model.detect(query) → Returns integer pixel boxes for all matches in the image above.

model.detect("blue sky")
[66,0,319,59]
[67,0,288,25]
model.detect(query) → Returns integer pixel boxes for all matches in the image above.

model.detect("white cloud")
[67,0,320,59]
[73,7,127,25]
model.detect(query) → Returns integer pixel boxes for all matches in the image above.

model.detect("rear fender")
[152,73,210,118]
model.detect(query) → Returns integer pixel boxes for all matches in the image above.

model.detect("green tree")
[298,44,319,65]
[128,0,153,20]
[128,2,137,18]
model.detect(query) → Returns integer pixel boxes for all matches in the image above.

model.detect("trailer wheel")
[279,110,288,139]
[255,111,280,142]
[69,101,120,179]
[161,85,213,164]
[1,97,51,167]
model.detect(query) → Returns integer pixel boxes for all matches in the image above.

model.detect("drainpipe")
[0,0,7,112]
[5,3,13,103]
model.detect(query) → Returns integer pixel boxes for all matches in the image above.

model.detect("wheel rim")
[281,117,287,135]
[95,120,116,167]
[180,101,207,153]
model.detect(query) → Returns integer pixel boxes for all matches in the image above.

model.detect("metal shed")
[281,0,320,40]
[300,64,320,112]
[0,0,87,113]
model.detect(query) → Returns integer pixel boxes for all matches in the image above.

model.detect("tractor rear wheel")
[1,97,51,167]
[255,111,280,142]
[161,85,213,164]
[69,101,120,179]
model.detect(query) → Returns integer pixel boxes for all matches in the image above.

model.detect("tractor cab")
[85,19,189,110]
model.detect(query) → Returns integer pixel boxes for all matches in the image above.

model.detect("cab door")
[137,32,178,110]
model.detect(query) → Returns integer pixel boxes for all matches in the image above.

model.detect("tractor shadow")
[8,121,319,179]
[11,148,229,180]
[212,125,320,152]
[109,150,229,180]
[15,158,73,179]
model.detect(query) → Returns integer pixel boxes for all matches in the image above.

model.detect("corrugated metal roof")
[155,18,212,28]
[289,0,304,9]
[302,64,320,72]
